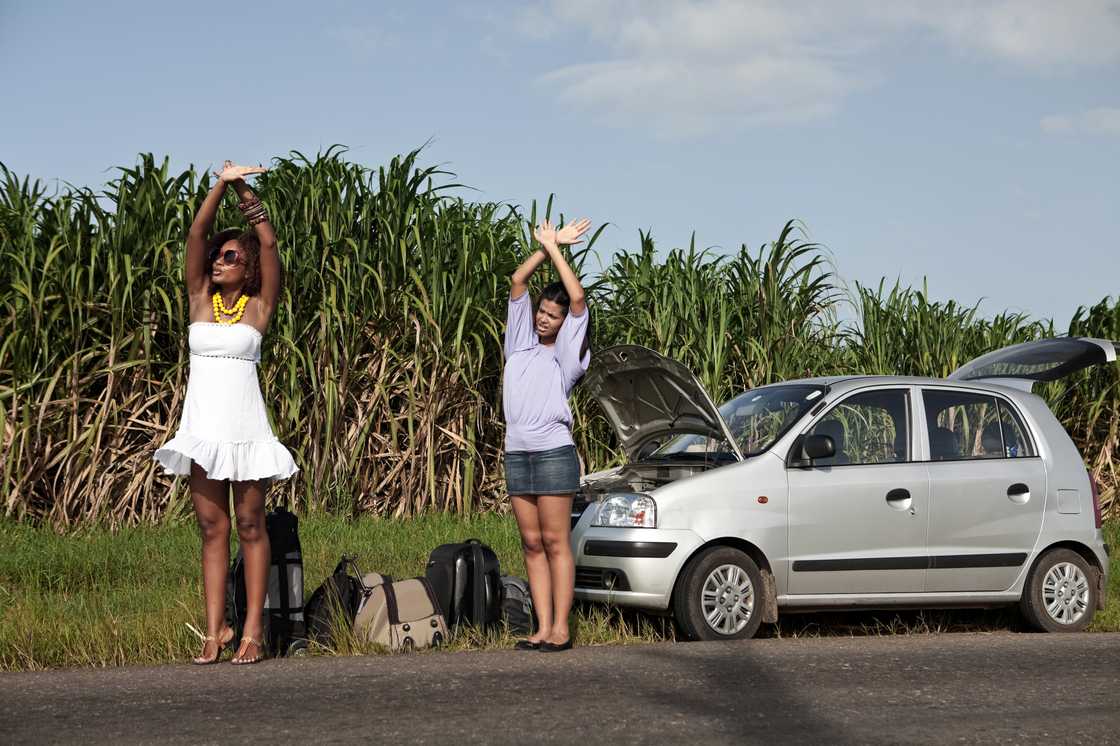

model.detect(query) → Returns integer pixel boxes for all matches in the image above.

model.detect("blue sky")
[2,0,1117,325]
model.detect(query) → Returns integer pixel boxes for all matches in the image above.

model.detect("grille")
[575,566,631,591]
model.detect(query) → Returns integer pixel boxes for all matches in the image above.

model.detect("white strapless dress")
[154,322,298,482]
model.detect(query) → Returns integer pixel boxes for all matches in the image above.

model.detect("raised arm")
[185,181,228,295]
[535,217,590,316]
[511,247,549,300]
[223,165,279,313]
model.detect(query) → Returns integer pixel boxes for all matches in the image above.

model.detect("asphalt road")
[3,633,1119,745]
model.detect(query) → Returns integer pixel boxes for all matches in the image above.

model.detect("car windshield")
[650,384,827,459]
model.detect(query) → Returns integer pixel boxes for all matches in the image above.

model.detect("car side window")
[807,389,910,466]
[923,389,1031,461]
[997,400,1037,458]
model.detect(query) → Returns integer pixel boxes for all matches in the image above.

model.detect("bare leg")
[190,462,233,662]
[538,494,575,644]
[231,479,270,662]
[511,495,551,643]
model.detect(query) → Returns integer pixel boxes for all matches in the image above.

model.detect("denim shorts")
[505,445,581,496]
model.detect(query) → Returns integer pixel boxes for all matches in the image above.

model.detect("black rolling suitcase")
[225,506,307,657]
[425,539,502,628]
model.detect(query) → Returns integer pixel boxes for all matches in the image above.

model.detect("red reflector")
[1089,471,1102,530]
[757,495,769,504]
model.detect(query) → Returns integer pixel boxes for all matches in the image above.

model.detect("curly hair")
[206,229,261,296]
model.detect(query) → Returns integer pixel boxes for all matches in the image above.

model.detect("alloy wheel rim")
[1042,562,1090,625]
[701,563,755,635]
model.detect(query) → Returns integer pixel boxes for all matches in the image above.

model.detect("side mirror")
[801,434,836,461]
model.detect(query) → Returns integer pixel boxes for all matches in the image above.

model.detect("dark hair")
[206,229,261,296]
[539,281,570,308]
[538,281,591,359]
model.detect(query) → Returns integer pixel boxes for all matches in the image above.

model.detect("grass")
[2,516,1116,672]
[0,513,670,671]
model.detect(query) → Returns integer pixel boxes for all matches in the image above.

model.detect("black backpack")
[225,507,306,657]
[500,575,535,635]
[425,539,502,629]
[303,555,366,648]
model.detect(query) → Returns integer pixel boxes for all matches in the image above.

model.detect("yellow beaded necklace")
[212,292,249,325]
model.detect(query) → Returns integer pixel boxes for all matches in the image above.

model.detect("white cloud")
[1041,107,1120,135]
[543,55,859,137]
[517,0,1120,137]
[910,0,1120,69]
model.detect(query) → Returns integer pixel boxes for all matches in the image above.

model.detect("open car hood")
[583,345,742,462]
[949,337,1117,391]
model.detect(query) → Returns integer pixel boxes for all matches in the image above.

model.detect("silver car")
[571,338,1113,640]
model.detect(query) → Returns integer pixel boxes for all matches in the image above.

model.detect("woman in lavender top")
[505,216,592,652]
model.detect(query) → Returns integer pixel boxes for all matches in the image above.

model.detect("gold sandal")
[231,636,265,665]
[191,626,234,665]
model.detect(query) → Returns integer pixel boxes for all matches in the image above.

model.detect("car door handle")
[1007,483,1031,504]
[885,488,913,512]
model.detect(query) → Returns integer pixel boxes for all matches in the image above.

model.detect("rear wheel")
[1020,549,1097,632]
[673,546,766,641]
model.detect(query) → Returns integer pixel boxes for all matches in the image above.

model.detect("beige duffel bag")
[354,576,448,652]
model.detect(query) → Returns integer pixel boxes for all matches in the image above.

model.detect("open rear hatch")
[583,345,742,462]
[949,337,1117,391]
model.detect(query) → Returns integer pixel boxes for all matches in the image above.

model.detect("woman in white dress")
[155,161,298,665]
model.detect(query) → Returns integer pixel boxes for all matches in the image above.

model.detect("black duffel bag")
[304,555,366,648]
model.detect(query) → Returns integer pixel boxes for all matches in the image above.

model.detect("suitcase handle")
[471,542,486,624]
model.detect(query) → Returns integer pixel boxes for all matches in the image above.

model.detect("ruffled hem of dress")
[154,432,299,482]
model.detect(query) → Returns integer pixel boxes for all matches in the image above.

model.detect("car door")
[921,387,1047,591]
[787,387,929,595]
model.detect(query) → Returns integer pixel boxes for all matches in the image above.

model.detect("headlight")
[592,493,657,528]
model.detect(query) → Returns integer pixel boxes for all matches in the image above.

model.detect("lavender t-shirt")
[503,291,590,452]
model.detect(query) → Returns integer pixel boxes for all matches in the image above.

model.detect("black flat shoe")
[539,639,573,653]
[514,639,541,651]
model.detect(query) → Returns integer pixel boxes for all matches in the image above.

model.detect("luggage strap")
[419,577,442,616]
[383,582,401,627]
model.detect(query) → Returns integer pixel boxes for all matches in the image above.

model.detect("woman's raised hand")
[215,160,268,184]
[534,218,559,248]
[555,218,591,246]
[535,217,591,249]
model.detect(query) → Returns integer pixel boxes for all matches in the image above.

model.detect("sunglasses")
[207,247,243,265]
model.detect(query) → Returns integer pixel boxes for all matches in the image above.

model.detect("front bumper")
[570,519,705,611]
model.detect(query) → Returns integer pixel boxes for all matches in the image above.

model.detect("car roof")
[754,374,1033,399]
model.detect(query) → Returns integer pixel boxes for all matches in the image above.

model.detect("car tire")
[1019,548,1097,633]
[673,546,766,641]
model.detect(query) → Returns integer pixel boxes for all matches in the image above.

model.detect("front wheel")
[673,547,766,641]
[1020,549,1098,632]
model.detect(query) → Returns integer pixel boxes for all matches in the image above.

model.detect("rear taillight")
[1088,471,1102,529]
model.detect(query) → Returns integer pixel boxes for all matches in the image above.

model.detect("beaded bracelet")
[237,195,268,225]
